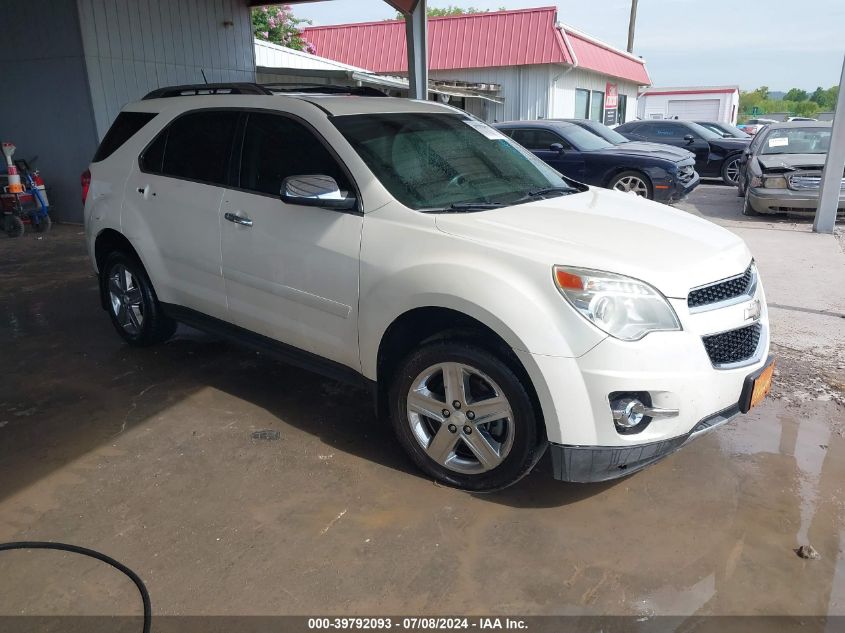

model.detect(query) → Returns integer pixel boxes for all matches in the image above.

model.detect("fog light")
[612,398,646,429]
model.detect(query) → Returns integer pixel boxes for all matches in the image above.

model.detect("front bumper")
[549,404,739,482]
[748,187,845,216]
[654,170,700,204]
[515,280,771,480]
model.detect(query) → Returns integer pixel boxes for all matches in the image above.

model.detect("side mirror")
[549,142,564,154]
[683,134,695,144]
[281,175,356,210]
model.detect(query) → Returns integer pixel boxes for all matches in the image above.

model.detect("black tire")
[389,340,545,492]
[607,170,653,199]
[721,155,741,186]
[742,192,760,217]
[100,251,177,347]
[4,215,24,238]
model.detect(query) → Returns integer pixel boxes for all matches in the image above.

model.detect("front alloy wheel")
[609,171,652,198]
[407,362,514,474]
[390,342,544,491]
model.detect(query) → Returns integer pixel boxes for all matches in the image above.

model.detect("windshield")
[760,127,831,155]
[333,113,574,211]
[573,121,630,145]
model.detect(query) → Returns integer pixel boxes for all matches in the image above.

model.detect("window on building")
[590,91,605,122]
[617,94,627,124]
[239,113,351,197]
[575,89,590,119]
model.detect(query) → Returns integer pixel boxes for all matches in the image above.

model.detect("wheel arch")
[374,305,546,437]
[94,229,145,310]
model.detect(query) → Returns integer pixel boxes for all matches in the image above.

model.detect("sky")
[289,0,845,91]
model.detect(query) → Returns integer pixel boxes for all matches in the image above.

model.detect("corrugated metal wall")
[77,0,256,138]
[0,0,99,224]
[431,66,551,123]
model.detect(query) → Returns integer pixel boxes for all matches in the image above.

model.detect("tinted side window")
[650,123,681,138]
[239,113,350,197]
[93,112,157,162]
[140,129,167,173]
[159,110,239,185]
[508,129,563,150]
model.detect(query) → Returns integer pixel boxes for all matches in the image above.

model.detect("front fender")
[357,209,606,379]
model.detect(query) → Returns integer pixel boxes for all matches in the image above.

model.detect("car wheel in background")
[101,251,177,347]
[608,171,652,199]
[722,155,741,186]
[389,341,545,492]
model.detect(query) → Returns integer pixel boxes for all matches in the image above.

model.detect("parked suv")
[84,83,774,491]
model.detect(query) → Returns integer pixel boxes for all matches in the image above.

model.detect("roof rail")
[261,83,388,97]
[142,83,273,100]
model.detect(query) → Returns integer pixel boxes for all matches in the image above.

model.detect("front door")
[220,111,363,370]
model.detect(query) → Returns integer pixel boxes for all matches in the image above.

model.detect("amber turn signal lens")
[554,268,584,290]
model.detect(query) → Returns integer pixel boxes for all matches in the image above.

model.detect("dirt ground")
[1,185,844,622]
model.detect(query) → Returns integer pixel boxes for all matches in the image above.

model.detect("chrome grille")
[702,323,762,366]
[688,264,754,310]
[788,173,845,191]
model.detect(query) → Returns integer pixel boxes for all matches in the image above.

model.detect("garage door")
[667,99,720,120]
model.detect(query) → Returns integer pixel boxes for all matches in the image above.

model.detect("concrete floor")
[1,185,844,619]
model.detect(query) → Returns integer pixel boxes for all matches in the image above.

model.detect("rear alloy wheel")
[101,251,176,346]
[390,342,544,491]
[722,156,741,186]
[609,171,652,199]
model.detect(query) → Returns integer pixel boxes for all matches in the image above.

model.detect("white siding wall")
[77,0,256,138]
[550,67,640,122]
[637,92,739,124]
[430,65,551,122]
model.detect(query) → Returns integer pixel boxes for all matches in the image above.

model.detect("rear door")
[220,110,363,370]
[122,109,239,320]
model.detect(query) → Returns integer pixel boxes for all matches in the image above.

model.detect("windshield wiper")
[511,186,578,204]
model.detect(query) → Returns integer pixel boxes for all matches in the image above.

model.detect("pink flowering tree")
[252,4,316,54]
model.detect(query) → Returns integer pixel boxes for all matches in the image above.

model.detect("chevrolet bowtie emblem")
[744,299,762,321]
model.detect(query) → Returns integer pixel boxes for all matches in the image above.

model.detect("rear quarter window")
[93,112,157,162]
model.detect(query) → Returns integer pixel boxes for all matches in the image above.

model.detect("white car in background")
[741,118,779,136]
[83,83,774,490]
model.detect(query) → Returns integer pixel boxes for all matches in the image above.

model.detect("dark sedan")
[615,119,750,185]
[494,120,699,203]
[694,121,751,140]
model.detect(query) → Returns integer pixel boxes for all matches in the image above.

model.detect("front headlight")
[763,176,787,189]
[553,266,681,341]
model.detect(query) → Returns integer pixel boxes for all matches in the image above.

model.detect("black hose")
[0,541,151,633]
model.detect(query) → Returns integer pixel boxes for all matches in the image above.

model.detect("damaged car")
[737,121,844,218]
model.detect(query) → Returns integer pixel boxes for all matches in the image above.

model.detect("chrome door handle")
[224,212,253,227]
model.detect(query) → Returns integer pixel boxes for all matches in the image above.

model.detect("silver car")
[737,121,844,218]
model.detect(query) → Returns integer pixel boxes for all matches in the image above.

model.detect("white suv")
[84,83,774,491]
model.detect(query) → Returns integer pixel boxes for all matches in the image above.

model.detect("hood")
[710,137,750,151]
[757,154,826,171]
[602,141,694,162]
[434,188,751,299]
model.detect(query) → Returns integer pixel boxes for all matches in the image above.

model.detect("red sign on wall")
[605,82,618,109]
[604,82,619,125]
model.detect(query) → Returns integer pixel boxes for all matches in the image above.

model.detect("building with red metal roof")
[303,6,651,124]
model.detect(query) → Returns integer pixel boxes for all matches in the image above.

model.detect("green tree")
[252,4,315,54]
[393,5,502,18]
[809,86,827,106]
[784,88,808,102]
[825,85,839,109]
